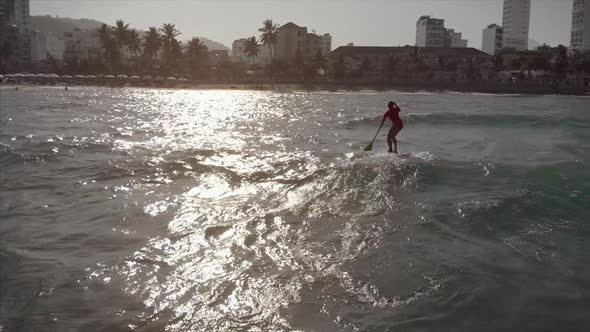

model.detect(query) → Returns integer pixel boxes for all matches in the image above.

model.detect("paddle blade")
[364,142,374,152]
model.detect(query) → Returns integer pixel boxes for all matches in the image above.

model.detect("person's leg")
[387,127,394,152]
[390,126,401,154]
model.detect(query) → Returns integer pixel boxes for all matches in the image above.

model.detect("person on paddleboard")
[380,101,403,154]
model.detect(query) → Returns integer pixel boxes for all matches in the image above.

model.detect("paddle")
[364,122,384,152]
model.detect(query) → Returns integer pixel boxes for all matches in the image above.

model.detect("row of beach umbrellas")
[0,73,189,82]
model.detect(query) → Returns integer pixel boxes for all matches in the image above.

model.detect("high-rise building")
[416,16,467,48]
[416,16,445,47]
[321,33,332,55]
[0,0,29,29]
[502,0,530,51]
[0,0,31,63]
[571,0,590,50]
[482,24,504,55]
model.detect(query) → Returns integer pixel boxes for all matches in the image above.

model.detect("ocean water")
[1,86,589,331]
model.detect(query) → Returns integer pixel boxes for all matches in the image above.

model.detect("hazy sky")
[31,0,573,49]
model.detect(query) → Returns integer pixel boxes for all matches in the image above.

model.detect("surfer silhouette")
[380,101,403,154]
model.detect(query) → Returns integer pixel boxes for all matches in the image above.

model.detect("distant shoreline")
[2,80,589,96]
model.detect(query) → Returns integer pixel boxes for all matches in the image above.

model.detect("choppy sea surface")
[1,86,589,331]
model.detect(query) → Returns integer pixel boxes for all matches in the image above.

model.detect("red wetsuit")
[383,106,403,129]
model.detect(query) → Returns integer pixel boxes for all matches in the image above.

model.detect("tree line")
[92,20,209,79]
[3,18,590,85]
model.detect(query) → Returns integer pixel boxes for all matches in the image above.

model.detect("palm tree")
[159,23,181,72]
[259,19,279,61]
[127,29,142,57]
[97,24,111,49]
[169,39,184,74]
[186,37,208,79]
[113,20,130,52]
[143,27,161,60]
[409,46,424,65]
[159,23,180,50]
[244,36,260,65]
[187,37,208,58]
[96,23,119,72]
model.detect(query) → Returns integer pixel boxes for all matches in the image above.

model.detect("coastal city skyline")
[2,0,588,84]
[31,0,573,50]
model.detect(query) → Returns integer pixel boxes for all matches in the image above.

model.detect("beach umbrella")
[75,75,85,78]
[62,75,73,79]
[96,74,105,78]
[5,74,14,78]
[86,75,96,78]
[155,76,164,81]
[0,74,3,79]
[117,74,128,79]
[15,73,25,77]
[130,75,140,79]
[166,77,177,81]
[179,78,189,82]
[142,75,153,80]
[105,75,115,79]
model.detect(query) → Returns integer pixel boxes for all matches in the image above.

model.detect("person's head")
[388,101,395,109]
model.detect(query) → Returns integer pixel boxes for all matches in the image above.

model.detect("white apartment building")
[482,24,504,55]
[31,30,65,62]
[275,22,331,61]
[571,0,590,50]
[446,29,468,48]
[502,0,530,50]
[416,16,445,47]
[63,29,101,61]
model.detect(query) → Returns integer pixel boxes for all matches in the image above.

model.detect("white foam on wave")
[406,112,433,117]
[345,150,439,165]
[447,91,523,97]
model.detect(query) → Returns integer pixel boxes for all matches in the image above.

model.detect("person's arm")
[394,103,401,112]
[380,112,388,127]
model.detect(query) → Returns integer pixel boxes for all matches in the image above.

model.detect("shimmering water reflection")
[1,87,589,331]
